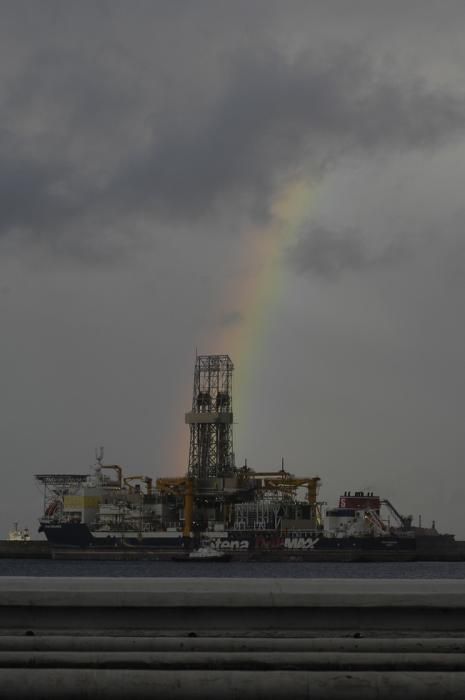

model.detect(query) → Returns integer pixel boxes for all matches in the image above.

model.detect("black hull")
[40,523,94,548]
[40,524,185,549]
[204,531,417,552]
[38,523,440,553]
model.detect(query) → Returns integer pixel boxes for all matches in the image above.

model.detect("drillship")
[37,354,454,555]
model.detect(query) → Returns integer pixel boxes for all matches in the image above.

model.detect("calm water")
[1,559,465,578]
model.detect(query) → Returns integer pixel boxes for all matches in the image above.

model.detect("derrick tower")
[185,354,235,480]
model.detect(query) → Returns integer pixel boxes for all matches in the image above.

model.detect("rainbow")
[214,177,317,430]
[166,176,317,472]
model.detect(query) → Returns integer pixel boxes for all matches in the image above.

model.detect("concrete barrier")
[1,670,465,699]
[1,577,465,698]
[1,577,465,635]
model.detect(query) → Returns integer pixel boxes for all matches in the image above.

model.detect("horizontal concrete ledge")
[3,636,465,653]
[2,577,465,608]
[2,650,465,671]
[0,670,463,699]
[3,578,465,636]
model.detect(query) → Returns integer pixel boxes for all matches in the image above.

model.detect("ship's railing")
[41,514,82,525]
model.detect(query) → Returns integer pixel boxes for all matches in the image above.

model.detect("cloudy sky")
[2,1,465,537]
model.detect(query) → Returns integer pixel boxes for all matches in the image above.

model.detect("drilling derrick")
[185,354,235,480]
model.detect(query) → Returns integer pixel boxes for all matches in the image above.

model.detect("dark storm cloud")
[290,225,410,279]
[111,49,465,221]
[1,33,465,254]
[0,155,73,233]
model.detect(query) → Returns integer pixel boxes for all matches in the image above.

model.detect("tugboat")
[173,545,231,562]
[188,546,231,562]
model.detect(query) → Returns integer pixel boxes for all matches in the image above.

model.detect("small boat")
[173,546,231,562]
[8,523,31,542]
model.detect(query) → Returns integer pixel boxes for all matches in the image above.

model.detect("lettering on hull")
[284,537,320,550]
[209,539,250,550]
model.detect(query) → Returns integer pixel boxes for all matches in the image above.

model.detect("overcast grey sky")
[1,1,465,536]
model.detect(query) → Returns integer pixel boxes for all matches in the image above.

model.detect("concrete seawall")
[50,547,465,561]
[2,539,465,561]
[0,541,50,558]
[1,577,465,698]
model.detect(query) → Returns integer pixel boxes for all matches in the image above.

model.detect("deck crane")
[156,477,194,537]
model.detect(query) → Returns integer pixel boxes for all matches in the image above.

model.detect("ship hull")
[202,531,417,552]
[40,523,426,552]
[40,523,185,549]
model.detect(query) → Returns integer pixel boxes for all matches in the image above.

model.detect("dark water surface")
[1,559,465,578]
